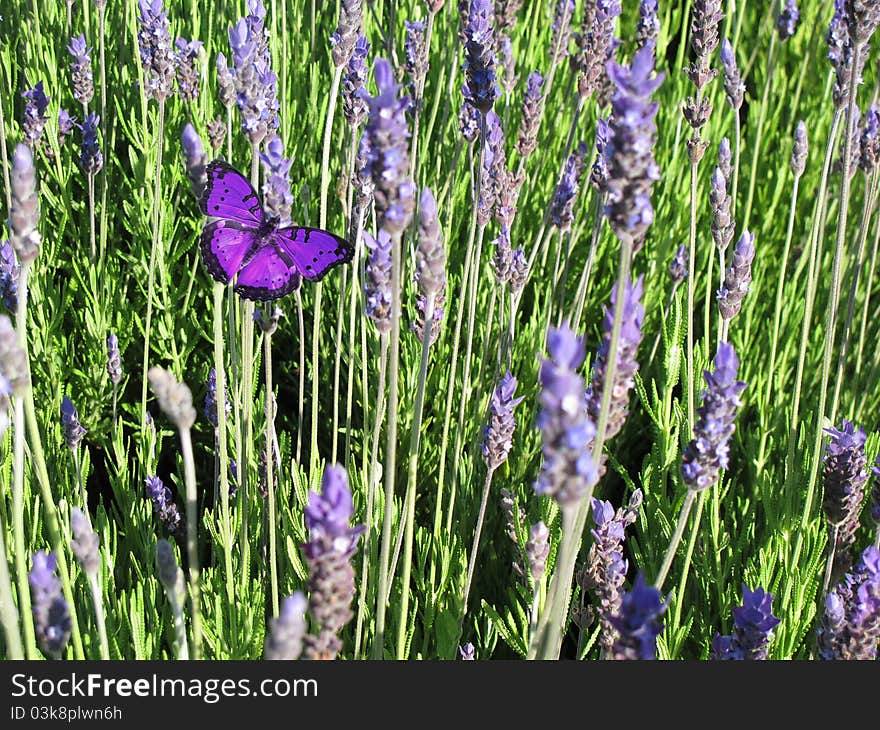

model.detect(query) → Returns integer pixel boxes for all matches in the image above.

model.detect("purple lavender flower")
[0,315,29,395]
[549,149,582,232]
[776,0,800,40]
[575,0,622,102]
[847,0,880,46]
[491,225,513,284]
[817,545,880,659]
[265,592,308,660]
[482,372,524,469]
[363,230,393,334]
[791,121,808,177]
[860,104,880,172]
[459,642,476,660]
[175,38,203,103]
[590,116,610,191]
[207,116,226,152]
[61,396,87,449]
[535,323,598,509]
[685,0,723,91]
[106,334,122,385]
[260,135,294,225]
[495,0,523,36]
[680,342,746,491]
[79,113,103,175]
[717,230,756,321]
[871,456,880,525]
[636,0,660,50]
[404,20,429,103]
[609,573,666,660]
[303,464,363,659]
[67,35,94,107]
[180,123,207,200]
[477,110,506,227]
[0,242,20,311]
[710,166,734,253]
[414,187,447,344]
[58,109,76,147]
[719,39,744,111]
[515,71,545,158]
[718,137,732,180]
[462,0,498,114]
[70,507,100,575]
[670,244,688,286]
[9,144,41,264]
[526,521,550,581]
[509,247,528,295]
[137,0,176,101]
[21,82,49,149]
[583,490,643,653]
[216,54,236,108]
[823,420,870,577]
[827,0,872,110]
[585,276,645,454]
[604,43,664,245]
[342,34,370,128]
[204,368,231,429]
[550,1,576,64]
[144,475,183,536]
[712,585,781,659]
[330,0,363,68]
[148,367,196,430]
[363,59,415,235]
[498,34,517,96]
[459,99,481,143]
[29,551,72,658]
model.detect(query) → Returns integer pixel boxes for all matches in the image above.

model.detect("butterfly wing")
[199,160,265,226]
[199,219,261,284]
[276,226,354,282]
[233,241,301,301]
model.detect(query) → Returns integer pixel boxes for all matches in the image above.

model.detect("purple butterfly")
[198,160,353,301]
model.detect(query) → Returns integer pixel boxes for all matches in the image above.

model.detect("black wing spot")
[214,205,220,211]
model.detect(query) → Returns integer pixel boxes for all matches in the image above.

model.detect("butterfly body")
[198,160,353,301]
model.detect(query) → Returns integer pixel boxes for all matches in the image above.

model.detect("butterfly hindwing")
[276,226,354,282]
[199,219,261,284]
[199,160,265,226]
[233,241,302,301]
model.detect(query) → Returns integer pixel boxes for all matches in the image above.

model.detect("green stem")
[141,99,166,432]
[686,157,699,431]
[462,466,495,617]
[396,295,437,659]
[88,573,110,660]
[264,326,279,618]
[671,490,707,632]
[655,489,697,590]
[179,426,202,660]
[213,284,234,607]
[0,506,23,658]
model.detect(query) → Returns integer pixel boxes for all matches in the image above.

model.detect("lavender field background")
[0,0,878,661]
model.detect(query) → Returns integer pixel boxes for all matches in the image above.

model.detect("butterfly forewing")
[199,160,265,226]
[276,226,354,282]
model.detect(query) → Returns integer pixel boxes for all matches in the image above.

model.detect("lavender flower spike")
[21,83,49,149]
[175,39,203,103]
[79,113,103,176]
[710,166,734,253]
[534,323,598,509]
[61,396,87,449]
[363,59,415,235]
[859,105,880,173]
[717,230,756,321]
[303,465,363,659]
[482,372,524,469]
[137,0,176,101]
[181,124,207,200]
[404,21,429,102]
[670,244,688,286]
[685,0,723,91]
[586,276,645,451]
[215,54,236,109]
[515,71,545,159]
[204,368,231,428]
[550,1,576,65]
[70,507,100,575]
[363,230,393,334]
[9,144,41,264]
[207,117,226,152]
[526,522,551,582]
[0,242,20,311]
[145,475,183,536]
[29,551,72,658]
[791,121,808,177]
[260,135,294,225]
[712,585,781,660]
[776,0,800,40]
[719,39,744,112]
[462,0,498,114]
[67,35,94,107]
[823,420,870,577]
[609,573,666,660]
[583,490,643,653]
[264,592,308,660]
[680,342,746,491]
[148,367,196,430]
[604,43,664,246]
[58,109,76,146]
[575,0,622,104]
[330,0,364,68]
[342,34,370,128]
[414,187,447,345]
[549,150,581,232]
[106,334,122,384]
[817,545,880,659]
[637,0,660,50]
[459,642,476,660]
[0,315,29,395]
